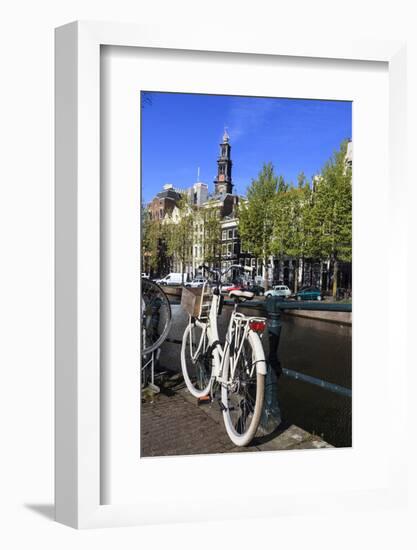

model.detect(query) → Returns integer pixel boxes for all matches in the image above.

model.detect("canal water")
[160,301,352,448]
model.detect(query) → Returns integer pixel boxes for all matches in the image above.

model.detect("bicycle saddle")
[229,289,255,301]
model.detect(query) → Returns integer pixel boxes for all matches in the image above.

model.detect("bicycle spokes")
[141,279,171,355]
[228,375,257,434]
[182,324,211,393]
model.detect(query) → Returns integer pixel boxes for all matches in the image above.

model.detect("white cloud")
[226,98,276,142]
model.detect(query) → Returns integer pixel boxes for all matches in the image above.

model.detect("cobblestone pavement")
[141,391,239,457]
[141,376,332,457]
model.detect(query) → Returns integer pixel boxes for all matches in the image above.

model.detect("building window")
[228,229,233,239]
[160,208,163,218]
[222,230,226,240]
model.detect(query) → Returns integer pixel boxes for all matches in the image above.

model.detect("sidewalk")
[141,391,240,457]
[141,375,332,457]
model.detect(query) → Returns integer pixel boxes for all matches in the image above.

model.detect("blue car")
[294,286,323,301]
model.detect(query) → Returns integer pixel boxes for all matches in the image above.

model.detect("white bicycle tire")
[181,322,212,398]
[221,330,266,446]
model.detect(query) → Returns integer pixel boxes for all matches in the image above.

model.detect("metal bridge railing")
[225,298,352,312]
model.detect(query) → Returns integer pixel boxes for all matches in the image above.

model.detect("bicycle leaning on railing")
[181,264,267,446]
[141,278,172,389]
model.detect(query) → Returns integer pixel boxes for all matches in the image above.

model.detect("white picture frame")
[55,21,407,529]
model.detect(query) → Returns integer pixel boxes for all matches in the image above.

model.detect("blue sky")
[141,92,351,203]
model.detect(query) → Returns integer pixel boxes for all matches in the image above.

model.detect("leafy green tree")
[238,163,284,288]
[141,208,162,275]
[201,205,221,267]
[164,197,195,284]
[272,179,311,292]
[310,141,352,296]
[238,142,351,295]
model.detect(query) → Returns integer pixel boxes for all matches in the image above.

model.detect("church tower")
[214,129,233,195]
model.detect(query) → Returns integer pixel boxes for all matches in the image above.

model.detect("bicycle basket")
[181,283,212,319]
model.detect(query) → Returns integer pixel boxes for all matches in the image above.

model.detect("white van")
[155,273,187,286]
[184,277,207,288]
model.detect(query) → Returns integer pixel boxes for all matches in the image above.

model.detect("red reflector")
[249,321,266,333]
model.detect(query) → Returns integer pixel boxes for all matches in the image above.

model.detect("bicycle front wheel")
[221,330,265,446]
[181,321,212,398]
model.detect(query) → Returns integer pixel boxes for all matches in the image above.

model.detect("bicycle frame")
[191,285,267,391]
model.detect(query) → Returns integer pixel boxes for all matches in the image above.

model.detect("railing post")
[265,295,283,378]
[261,296,283,432]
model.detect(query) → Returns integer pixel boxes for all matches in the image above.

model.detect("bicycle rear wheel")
[141,279,172,355]
[221,330,265,446]
[181,321,212,398]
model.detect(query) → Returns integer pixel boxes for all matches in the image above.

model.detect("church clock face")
[219,174,225,182]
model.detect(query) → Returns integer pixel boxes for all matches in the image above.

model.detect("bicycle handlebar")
[198,263,253,283]
[198,264,220,282]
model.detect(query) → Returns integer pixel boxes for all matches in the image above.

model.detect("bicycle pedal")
[197,395,211,406]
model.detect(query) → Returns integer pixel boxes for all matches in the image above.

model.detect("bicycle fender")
[248,331,267,375]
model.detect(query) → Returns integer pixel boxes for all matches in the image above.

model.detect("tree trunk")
[301,257,305,287]
[294,258,299,293]
[262,258,269,290]
[327,259,331,292]
[319,262,323,291]
[332,259,339,298]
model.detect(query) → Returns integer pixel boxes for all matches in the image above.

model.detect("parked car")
[294,286,323,301]
[184,277,208,288]
[264,285,292,299]
[154,273,187,286]
[246,284,265,296]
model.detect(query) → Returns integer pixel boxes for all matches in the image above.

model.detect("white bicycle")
[181,264,267,446]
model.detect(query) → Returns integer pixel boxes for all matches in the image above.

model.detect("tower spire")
[214,128,233,195]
